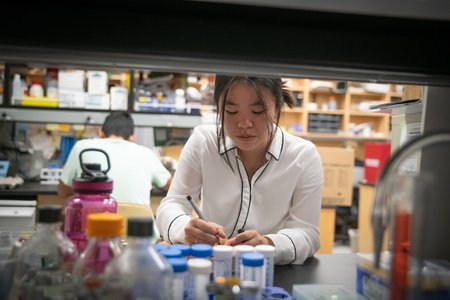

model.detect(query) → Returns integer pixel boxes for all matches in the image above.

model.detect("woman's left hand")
[225,230,274,247]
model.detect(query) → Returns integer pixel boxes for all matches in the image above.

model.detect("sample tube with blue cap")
[241,253,265,300]
[171,244,191,258]
[191,244,213,259]
[168,258,189,300]
[255,245,275,287]
[153,243,169,252]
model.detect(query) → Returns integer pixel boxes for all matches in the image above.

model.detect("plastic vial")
[191,243,213,259]
[240,253,265,300]
[160,248,183,259]
[73,213,124,299]
[187,258,212,300]
[12,73,22,100]
[255,245,276,287]
[168,258,189,300]
[234,245,255,278]
[213,245,234,279]
[171,244,191,258]
[10,205,78,300]
[103,217,174,299]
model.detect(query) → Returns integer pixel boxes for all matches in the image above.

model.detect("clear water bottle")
[10,205,78,300]
[102,217,173,300]
[255,245,275,288]
[167,258,189,300]
[73,213,124,299]
[12,73,22,101]
[64,149,117,253]
[187,258,212,300]
[213,245,234,279]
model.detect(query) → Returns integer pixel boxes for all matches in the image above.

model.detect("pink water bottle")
[64,148,117,253]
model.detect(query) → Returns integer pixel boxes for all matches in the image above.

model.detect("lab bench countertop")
[274,253,356,293]
[0,181,58,199]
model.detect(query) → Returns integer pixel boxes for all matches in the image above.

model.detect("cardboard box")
[317,147,355,206]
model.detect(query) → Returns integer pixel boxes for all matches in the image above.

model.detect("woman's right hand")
[184,217,226,245]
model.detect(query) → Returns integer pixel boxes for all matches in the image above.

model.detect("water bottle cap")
[160,248,182,259]
[170,244,191,256]
[86,213,124,237]
[38,205,62,223]
[190,244,213,258]
[187,258,212,274]
[127,218,153,237]
[213,245,234,258]
[242,253,264,267]
[167,258,188,273]
[255,245,276,257]
[72,179,114,193]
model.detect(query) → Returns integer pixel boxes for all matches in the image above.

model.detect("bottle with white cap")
[240,253,265,300]
[255,245,276,287]
[187,258,212,300]
[233,245,254,278]
[212,245,234,279]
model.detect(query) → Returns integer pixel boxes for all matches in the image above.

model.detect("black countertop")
[0,181,57,199]
[274,254,356,293]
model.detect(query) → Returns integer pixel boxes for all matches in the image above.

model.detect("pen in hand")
[186,195,206,220]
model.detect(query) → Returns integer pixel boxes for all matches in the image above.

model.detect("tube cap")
[187,258,212,274]
[167,258,188,273]
[38,205,62,223]
[160,248,182,259]
[191,244,212,258]
[213,245,234,258]
[242,253,264,267]
[255,245,276,257]
[127,217,153,237]
[170,244,191,257]
[86,213,124,237]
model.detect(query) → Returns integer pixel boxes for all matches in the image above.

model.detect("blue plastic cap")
[153,243,169,252]
[160,248,182,259]
[190,244,212,258]
[167,258,188,273]
[242,253,264,267]
[170,244,191,257]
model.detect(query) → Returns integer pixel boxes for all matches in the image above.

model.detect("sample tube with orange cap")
[73,213,124,298]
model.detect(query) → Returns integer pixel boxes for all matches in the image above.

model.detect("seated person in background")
[156,76,323,265]
[58,111,172,217]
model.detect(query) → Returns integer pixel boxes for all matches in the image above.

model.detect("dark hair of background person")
[102,111,134,140]
[213,75,295,169]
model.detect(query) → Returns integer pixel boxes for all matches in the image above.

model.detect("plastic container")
[73,213,124,298]
[29,81,44,97]
[168,258,189,300]
[12,74,22,100]
[160,248,183,259]
[64,148,117,253]
[255,245,276,287]
[10,205,78,299]
[103,217,173,299]
[241,253,265,299]
[213,245,234,279]
[46,75,59,99]
[234,245,255,278]
[187,258,212,300]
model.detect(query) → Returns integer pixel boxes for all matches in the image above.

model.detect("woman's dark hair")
[102,111,134,140]
[214,75,295,167]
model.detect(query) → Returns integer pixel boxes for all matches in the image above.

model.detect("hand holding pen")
[185,195,226,245]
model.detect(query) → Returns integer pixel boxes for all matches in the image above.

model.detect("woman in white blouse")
[156,75,323,264]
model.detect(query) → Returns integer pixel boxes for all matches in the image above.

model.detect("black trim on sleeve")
[228,156,244,238]
[167,213,190,244]
[281,233,297,264]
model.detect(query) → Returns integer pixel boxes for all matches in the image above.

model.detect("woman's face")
[223,82,276,155]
